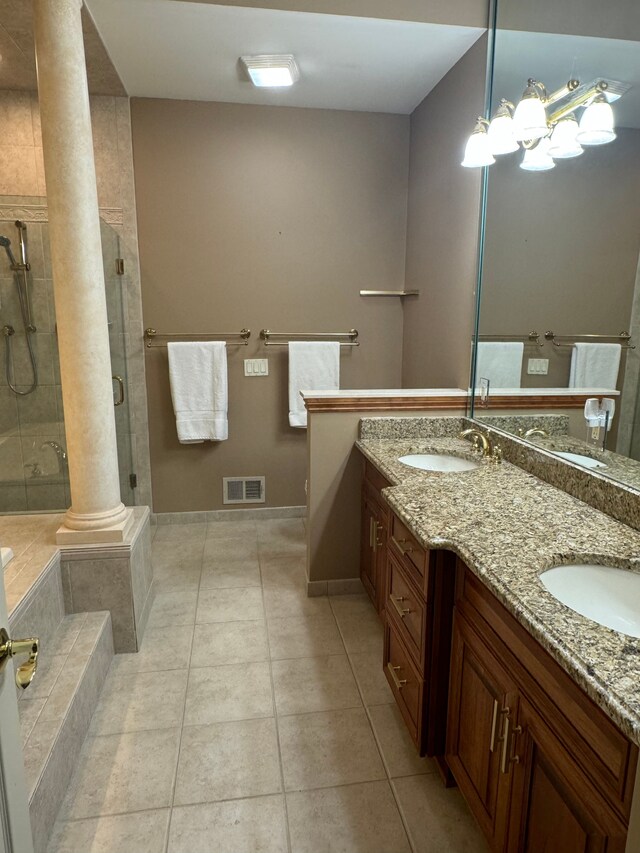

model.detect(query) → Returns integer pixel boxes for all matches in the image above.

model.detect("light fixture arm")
[547,81,608,125]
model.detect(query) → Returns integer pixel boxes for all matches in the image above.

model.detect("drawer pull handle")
[489,699,499,752]
[391,535,414,556]
[500,709,513,774]
[387,662,408,690]
[390,595,411,619]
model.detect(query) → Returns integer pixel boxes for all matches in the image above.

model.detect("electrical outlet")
[527,358,549,375]
[244,358,269,376]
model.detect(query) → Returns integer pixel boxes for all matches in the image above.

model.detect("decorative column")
[33,0,132,543]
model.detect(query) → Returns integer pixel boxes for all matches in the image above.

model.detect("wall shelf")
[359,290,420,297]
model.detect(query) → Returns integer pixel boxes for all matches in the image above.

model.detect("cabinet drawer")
[386,554,426,668]
[390,513,428,589]
[384,619,424,746]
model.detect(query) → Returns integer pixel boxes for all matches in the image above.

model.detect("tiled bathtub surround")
[357,426,640,744]
[60,507,153,652]
[47,516,487,853]
[468,417,640,532]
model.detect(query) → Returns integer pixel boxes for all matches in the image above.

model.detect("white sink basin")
[554,451,607,470]
[540,564,640,637]
[398,454,480,473]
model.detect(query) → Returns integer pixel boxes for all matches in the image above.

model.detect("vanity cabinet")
[447,561,637,853]
[383,510,455,758]
[360,460,391,614]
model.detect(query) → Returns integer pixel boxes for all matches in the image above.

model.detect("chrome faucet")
[520,427,549,439]
[459,428,502,464]
[40,441,68,475]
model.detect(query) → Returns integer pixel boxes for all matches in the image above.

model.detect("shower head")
[0,236,18,268]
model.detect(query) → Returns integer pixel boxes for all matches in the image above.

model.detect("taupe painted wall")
[131,99,409,512]
[480,129,640,389]
[401,35,487,389]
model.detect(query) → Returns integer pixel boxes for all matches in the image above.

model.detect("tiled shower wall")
[0,90,152,511]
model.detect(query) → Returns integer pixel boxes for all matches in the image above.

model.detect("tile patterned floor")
[47,517,489,853]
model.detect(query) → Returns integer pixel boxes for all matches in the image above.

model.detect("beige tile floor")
[47,517,489,853]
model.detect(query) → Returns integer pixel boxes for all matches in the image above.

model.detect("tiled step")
[18,611,114,853]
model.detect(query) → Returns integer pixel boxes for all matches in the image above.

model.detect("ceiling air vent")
[223,476,266,505]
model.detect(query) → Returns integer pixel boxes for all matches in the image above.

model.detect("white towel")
[168,341,228,443]
[569,343,621,389]
[476,342,524,389]
[288,342,340,428]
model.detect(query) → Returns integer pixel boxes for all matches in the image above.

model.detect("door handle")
[387,662,408,690]
[0,628,39,690]
[112,374,125,407]
[390,594,411,619]
[391,536,413,556]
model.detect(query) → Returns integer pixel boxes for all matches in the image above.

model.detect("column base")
[56,507,135,545]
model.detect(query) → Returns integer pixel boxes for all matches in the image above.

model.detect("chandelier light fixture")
[462,77,629,171]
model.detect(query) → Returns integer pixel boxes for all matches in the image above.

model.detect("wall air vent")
[223,476,266,505]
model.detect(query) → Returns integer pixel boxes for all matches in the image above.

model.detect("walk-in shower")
[1,221,38,395]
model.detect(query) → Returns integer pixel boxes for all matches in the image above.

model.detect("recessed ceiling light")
[240,54,300,88]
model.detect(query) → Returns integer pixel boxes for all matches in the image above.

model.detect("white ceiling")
[84,0,484,113]
[492,30,640,129]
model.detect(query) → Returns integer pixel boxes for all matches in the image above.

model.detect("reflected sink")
[554,451,607,470]
[540,564,640,637]
[398,454,480,473]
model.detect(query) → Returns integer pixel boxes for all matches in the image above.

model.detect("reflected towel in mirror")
[476,342,524,389]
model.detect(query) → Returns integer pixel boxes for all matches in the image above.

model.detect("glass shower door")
[101,220,136,507]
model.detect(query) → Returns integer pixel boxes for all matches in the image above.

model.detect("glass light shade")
[487,114,519,155]
[548,117,583,159]
[513,95,548,141]
[576,99,616,145]
[461,128,495,168]
[520,138,555,172]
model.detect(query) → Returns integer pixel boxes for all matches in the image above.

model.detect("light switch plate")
[244,358,269,376]
[527,358,549,375]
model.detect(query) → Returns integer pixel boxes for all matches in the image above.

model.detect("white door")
[0,572,35,853]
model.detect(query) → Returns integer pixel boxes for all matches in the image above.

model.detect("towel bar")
[144,328,251,348]
[260,329,359,347]
[544,331,634,349]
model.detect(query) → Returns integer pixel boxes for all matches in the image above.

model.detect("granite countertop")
[527,435,640,492]
[356,435,640,745]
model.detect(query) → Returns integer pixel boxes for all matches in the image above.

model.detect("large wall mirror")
[470,0,640,490]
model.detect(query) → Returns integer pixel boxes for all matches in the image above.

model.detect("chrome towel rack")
[144,328,251,348]
[544,331,635,349]
[478,332,542,347]
[260,329,359,347]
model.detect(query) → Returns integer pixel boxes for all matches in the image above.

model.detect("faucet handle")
[490,445,503,465]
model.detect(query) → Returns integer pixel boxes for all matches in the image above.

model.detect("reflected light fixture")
[461,118,495,167]
[512,80,549,141]
[240,54,300,88]
[576,95,616,145]
[548,116,583,158]
[520,137,555,171]
[462,77,629,172]
[487,99,519,154]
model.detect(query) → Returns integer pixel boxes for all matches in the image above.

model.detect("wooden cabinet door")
[446,610,517,851]
[506,698,628,853]
[360,493,377,605]
[372,507,387,615]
